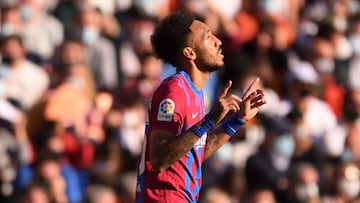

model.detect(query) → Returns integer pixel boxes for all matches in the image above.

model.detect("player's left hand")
[237,77,266,121]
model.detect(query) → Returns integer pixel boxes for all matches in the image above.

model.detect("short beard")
[203,63,223,72]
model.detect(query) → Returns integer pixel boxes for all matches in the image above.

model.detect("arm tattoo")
[204,134,221,156]
[153,133,199,169]
[203,127,231,160]
[164,137,196,166]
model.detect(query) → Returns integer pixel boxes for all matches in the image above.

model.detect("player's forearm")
[203,126,231,160]
[204,114,247,160]
[150,130,200,172]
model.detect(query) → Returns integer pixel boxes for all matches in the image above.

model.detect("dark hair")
[151,11,196,67]
[0,5,19,16]
[0,34,23,48]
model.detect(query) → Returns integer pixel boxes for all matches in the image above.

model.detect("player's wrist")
[191,115,216,138]
[237,109,249,122]
[221,114,246,137]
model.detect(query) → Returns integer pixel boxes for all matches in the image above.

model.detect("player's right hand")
[207,80,242,124]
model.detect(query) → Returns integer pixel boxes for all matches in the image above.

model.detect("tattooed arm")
[150,79,266,172]
[149,129,202,172]
[149,125,231,172]
[149,81,239,172]
[203,126,232,161]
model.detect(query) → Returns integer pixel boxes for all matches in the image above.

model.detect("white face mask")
[20,5,33,21]
[339,178,360,198]
[295,182,319,201]
[66,77,85,89]
[0,65,11,78]
[0,23,16,37]
[258,0,283,16]
[79,27,99,45]
[273,134,294,158]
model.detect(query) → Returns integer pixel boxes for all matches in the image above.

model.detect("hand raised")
[238,77,266,121]
[208,80,242,124]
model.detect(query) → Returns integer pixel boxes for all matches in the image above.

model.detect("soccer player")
[136,11,266,202]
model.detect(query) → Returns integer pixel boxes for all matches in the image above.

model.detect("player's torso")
[137,70,206,202]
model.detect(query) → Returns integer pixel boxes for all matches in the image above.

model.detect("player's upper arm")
[147,79,186,170]
[149,129,176,167]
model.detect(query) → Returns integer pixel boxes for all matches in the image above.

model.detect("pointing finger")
[242,77,260,99]
[219,80,232,98]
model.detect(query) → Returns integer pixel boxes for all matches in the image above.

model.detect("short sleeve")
[149,80,185,135]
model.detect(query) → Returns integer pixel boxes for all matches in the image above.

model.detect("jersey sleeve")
[149,80,185,135]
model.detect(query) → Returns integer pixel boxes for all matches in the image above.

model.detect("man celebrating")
[136,11,266,202]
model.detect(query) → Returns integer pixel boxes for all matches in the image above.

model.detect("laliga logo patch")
[157,98,175,121]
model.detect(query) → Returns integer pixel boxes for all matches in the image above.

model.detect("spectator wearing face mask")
[118,10,157,83]
[0,6,23,37]
[121,52,164,103]
[341,116,360,167]
[51,40,88,88]
[70,5,118,91]
[287,109,326,188]
[114,90,146,161]
[18,0,64,63]
[78,0,121,39]
[288,163,321,203]
[245,114,294,203]
[322,162,360,203]
[306,33,346,120]
[284,61,345,158]
[0,35,50,110]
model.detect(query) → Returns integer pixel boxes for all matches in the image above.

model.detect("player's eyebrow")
[202,29,210,35]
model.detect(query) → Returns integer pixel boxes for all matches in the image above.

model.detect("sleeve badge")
[157,98,175,121]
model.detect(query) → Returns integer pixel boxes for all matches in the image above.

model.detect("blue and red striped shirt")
[136,70,207,203]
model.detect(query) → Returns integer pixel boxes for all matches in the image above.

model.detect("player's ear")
[183,47,196,60]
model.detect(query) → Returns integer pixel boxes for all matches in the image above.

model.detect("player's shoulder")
[151,72,185,104]
[157,72,185,92]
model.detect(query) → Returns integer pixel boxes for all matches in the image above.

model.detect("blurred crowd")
[1,0,360,202]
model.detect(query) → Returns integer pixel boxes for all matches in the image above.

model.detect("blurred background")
[1,0,360,202]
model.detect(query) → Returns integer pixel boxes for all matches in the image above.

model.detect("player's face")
[188,20,224,72]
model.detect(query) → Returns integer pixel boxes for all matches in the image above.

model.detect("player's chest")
[184,98,205,124]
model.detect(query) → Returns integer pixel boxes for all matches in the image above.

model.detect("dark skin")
[150,20,266,172]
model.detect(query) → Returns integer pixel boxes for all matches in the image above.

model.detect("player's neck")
[184,67,210,91]
[178,59,210,90]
